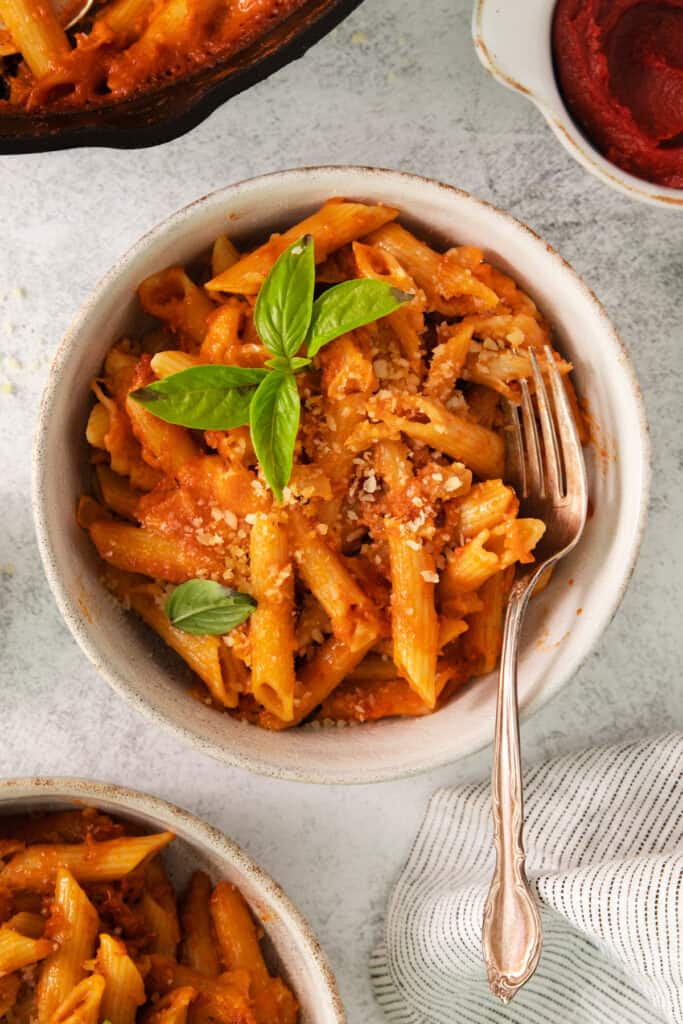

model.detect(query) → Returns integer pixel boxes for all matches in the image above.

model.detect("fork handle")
[482,578,542,1003]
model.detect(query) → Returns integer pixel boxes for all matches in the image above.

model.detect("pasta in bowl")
[33,167,649,781]
[0,777,343,1023]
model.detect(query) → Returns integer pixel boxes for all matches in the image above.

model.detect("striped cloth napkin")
[371,733,682,1024]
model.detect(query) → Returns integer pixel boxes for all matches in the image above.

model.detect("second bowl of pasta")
[33,166,649,782]
[0,776,343,1022]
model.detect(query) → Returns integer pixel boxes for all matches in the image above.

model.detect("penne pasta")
[79,199,584,728]
[180,872,220,977]
[0,927,53,976]
[50,975,105,1024]
[95,934,145,1024]
[36,869,99,1023]
[206,200,399,294]
[249,512,297,721]
[0,832,174,891]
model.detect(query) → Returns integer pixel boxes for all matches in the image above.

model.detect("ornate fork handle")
[482,572,544,1003]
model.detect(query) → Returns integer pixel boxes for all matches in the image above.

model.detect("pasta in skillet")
[0,0,307,111]
[0,807,297,1023]
[78,198,586,729]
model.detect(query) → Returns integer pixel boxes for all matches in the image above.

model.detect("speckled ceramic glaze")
[0,777,344,1024]
[32,166,650,783]
[472,0,683,209]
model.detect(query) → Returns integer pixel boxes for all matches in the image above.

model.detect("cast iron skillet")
[0,0,364,153]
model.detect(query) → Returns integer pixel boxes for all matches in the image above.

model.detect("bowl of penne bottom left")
[0,776,345,1024]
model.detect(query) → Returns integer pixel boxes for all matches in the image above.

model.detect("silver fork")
[482,346,588,1002]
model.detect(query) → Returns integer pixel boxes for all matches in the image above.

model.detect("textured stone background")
[1,1,682,1020]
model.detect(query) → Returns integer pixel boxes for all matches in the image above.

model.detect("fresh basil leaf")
[130,365,267,430]
[165,579,256,635]
[249,371,300,502]
[307,279,413,357]
[254,235,315,359]
[265,355,312,372]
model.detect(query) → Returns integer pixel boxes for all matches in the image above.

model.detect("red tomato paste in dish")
[552,0,683,188]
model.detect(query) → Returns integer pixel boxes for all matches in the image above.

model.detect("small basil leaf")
[307,280,413,357]
[249,371,300,502]
[254,235,315,358]
[265,355,312,372]
[130,365,267,430]
[165,579,256,635]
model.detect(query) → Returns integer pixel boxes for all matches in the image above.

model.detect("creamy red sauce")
[553,0,683,188]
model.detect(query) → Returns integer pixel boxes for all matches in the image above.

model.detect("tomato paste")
[553,0,683,188]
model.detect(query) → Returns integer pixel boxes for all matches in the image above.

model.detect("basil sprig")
[165,579,256,635]
[131,234,411,500]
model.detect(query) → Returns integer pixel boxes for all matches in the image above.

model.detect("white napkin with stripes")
[371,733,683,1024]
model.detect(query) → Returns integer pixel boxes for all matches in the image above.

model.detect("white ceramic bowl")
[0,777,343,1024]
[473,0,683,209]
[33,166,650,783]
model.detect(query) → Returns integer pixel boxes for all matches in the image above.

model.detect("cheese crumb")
[420,570,439,584]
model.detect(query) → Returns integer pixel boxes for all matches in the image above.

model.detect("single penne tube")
[145,957,252,1013]
[288,508,380,653]
[36,868,99,1023]
[0,927,53,975]
[138,269,215,348]
[206,200,399,294]
[143,890,180,958]
[180,872,220,977]
[425,320,475,400]
[462,567,515,675]
[50,975,105,1024]
[0,0,70,78]
[85,402,110,449]
[441,518,545,595]
[125,393,200,477]
[95,464,143,521]
[365,222,496,315]
[259,631,380,730]
[319,675,434,722]
[113,578,238,708]
[150,350,201,378]
[209,882,269,990]
[362,394,504,478]
[453,479,518,540]
[0,832,173,891]
[140,986,197,1024]
[385,521,439,707]
[249,513,296,722]
[211,235,241,277]
[88,520,225,584]
[95,934,146,1024]
[318,332,377,400]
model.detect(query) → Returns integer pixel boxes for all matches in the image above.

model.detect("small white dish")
[33,166,650,783]
[472,0,683,209]
[0,776,344,1024]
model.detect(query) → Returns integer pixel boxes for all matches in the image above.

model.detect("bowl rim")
[31,165,652,784]
[0,775,346,1023]
[471,0,683,209]
[0,0,364,154]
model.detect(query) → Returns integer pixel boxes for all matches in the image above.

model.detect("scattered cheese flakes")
[2,563,14,576]
[444,476,462,492]
[420,570,439,584]
[351,30,367,43]
[0,381,15,395]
